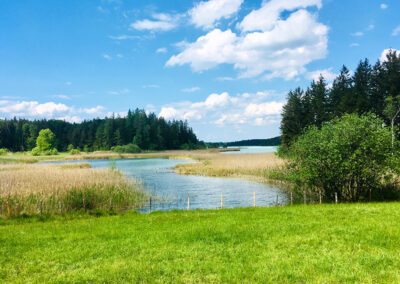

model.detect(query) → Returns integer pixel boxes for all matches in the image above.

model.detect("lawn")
[1,203,400,283]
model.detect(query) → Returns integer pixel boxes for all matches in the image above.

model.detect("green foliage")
[0,109,200,151]
[36,129,56,152]
[44,148,58,156]
[31,147,41,156]
[0,148,8,156]
[286,114,397,201]
[280,49,400,147]
[2,204,400,282]
[67,144,74,152]
[112,143,141,154]
[69,149,80,155]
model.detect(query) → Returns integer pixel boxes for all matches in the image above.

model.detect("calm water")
[49,158,287,211]
[222,146,278,154]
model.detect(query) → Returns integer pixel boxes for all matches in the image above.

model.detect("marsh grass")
[0,164,147,216]
[175,152,288,181]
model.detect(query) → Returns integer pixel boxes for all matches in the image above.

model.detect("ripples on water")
[88,158,287,212]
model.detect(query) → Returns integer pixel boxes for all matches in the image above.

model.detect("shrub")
[44,148,58,156]
[31,147,41,156]
[67,144,74,152]
[112,144,141,154]
[69,149,81,155]
[0,148,8,156]
[286,114,397,201]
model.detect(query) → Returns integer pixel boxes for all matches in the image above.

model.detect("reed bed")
[0,164,147,216]
[174,152,288,181]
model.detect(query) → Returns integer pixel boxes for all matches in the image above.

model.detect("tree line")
[0,109,203,152]
[280,49,400,148]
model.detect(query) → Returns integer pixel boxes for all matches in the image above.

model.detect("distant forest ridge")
[0,109,204,152]
[227,137,282,147]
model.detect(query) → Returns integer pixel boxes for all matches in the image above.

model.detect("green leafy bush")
[69,149,81,155]
[44,148,58,156]
[0,148,8,156]
[31,147,41,156]
[36,129,56,151]
[286,114,398,201]
[112,144,141,154]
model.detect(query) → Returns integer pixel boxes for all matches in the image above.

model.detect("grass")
[0,164,147,216]
[175,152,287,182]
[1,203,400,282]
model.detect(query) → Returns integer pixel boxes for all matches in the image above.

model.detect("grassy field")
[0,163,147,216]
[1,203,400,282]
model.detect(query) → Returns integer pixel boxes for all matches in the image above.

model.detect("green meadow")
[1,203,400,283]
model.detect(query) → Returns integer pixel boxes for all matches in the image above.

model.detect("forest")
[0,109,203,152]
[280,49,400,148]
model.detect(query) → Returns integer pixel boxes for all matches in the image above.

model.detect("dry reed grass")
[174,152,288,182]
[0,164,147,216]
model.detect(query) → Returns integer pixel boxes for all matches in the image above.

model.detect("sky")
[0,0,399,142]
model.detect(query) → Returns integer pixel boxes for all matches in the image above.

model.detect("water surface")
[222,146,278,154]
[50,158,287,211]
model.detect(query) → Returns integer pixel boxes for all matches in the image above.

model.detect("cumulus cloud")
[306,68,337,82]
[380,3,388,9]
[392,26,400,36]
[158,91,284,127]
[238,0,321,32]
[102,54,112,60]
[0,100,105,122]
[380,48,400,62]
[167,2,328,80]
[189,0,243,29]
[131,13,180,32]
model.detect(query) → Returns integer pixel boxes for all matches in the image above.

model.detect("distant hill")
[227,136,281,147]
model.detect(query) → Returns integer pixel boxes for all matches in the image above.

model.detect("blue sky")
[0,0,399,142]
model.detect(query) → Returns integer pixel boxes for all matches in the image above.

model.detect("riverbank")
[1,203,399,282]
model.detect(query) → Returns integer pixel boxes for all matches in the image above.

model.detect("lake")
[49,158,288,212]
[222,146,278,154]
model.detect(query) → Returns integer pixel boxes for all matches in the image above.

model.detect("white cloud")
[0,100,106,122]
[380,48,400,62]
[158,91,285,127]
[167,4,328,80]
[131,13,179,32]
[156,47,167,53]
[350,43,360,47]
[306,68,337,82]
[65,81,72,86]
[380,4,388,9]
[109,35,138,40]
[181,86,200,93]
[367,24,375,31]
[159,107,178,120]
[108,88,130,95]
[81,106,105,114]
[102,54,112,60]
[53,94,71,100]
[189,0,243,29]
[351,31,364,37]
[142,84,160,89]
[216,76,234,81]
[238,0,322,32]
[392,26,400,36]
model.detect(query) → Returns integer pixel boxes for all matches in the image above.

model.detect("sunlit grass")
[1,203,399,282]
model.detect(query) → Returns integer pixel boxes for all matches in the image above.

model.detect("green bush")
[112,144,141,154]
[0,148,8,156]
[31,147,41,156]
[286,114,398,201]
[44,148,58,156]
[36,129,56,151]
[69,149,81,155]
[67,144,74,152]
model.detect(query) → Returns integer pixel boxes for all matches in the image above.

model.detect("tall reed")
[0,164,147,216]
